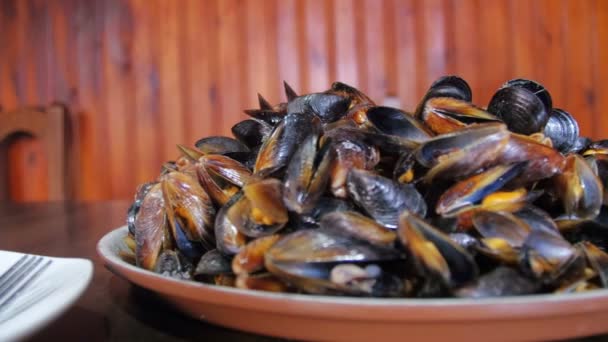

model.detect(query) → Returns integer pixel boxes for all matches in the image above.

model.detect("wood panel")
[1,0,607,201]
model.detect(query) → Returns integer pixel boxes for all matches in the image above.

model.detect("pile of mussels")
[124,77,608,298]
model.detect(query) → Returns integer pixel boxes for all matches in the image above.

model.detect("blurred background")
[1,0,607,202]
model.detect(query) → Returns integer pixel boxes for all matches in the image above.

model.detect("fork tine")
[0,259,52,310]
[0,257,43,301]
[0,255,29,288]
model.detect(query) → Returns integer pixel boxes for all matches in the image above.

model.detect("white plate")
[0,251,93,342]
[98,226,608,342]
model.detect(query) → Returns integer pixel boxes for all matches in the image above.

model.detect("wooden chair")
[0,104,69,201]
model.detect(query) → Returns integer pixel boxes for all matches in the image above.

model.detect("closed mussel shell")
[502,78,553,113]
[287,93,351,123]
[543,109,580,153]
[488,86,549,135]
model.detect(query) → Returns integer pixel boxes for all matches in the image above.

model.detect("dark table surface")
[1,200,608,342]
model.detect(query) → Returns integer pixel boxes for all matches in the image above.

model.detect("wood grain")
[1,0,607,201]
[562,0,595,138]
[334,0,359,89]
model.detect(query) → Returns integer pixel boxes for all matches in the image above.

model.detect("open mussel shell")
[214,194,247,255]
[320,211,397,247]
[431,76,472,100]
[436,162,526,217]
[488,86,549,135]
[514,206,562,237]
[243,109,286,126]
[232,234,280,275]
[161,171,216,250]
[392,152,418,184]
[225,179,289,238]
[414,76,472,118]
[346,169,426,229]
[133,183,168,270]
[254,112,320,177]
[585,154,608,205]
[200,154,252,187]
[195,136,250,154]
[283,131,334,214]
[543,109,580,153]
[421,97,499,135]
[475,237,520,265]
[398,211,478,288]
[327,82,375,107]
[472,210,531,248]
[127,182,156,236]
[169,216,207,260]
[265,229,403,296]
[231,118,273,149]
[415,122,508,168]
[584,139,608,156]
[579,241,608,287]
[196,154,251,207]
[416,123,510,182]
[520,230,581,283]
[365,106,433,143]
[496,133,565,186]
[197,165,236,207]
[323,128,381,198]
[569,136,592,154]
[243,94,287,126]
[555,154,603,220]
[296,196,354,228]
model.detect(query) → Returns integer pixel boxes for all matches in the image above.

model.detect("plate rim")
[97,225,608,322]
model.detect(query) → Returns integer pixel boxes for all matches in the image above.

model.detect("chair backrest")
[0,104,68,201]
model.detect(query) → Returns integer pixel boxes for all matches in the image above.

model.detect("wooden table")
[0,201,607,342]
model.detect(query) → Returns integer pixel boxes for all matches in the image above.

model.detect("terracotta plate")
[98,226,608,342]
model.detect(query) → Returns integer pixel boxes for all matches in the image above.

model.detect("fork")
[0,255,52,317]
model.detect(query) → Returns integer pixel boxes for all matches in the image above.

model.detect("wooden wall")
[1,0,608,201]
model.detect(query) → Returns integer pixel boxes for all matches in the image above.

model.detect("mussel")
[543,109,580,154]
[347,169,426,229]
[488,82,550,135]
[254,112,321,177]
[265,229,404,296]
[414,76,472,118]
